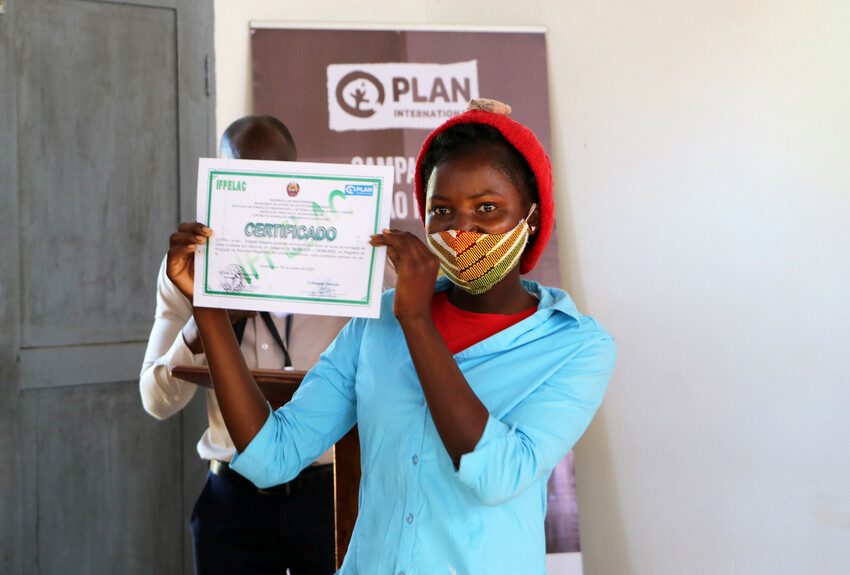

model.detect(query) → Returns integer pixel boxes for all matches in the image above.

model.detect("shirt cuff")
[455,414,511,489]
[229,404,277,487]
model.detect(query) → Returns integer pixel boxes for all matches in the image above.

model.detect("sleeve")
[456,331,616,505]
[229,316,366,488]
[139,256,205,420]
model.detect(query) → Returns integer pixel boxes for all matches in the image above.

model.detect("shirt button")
[412,455,418,465]
[261,343,269,350]
[399,572,406,575]
[419,397,426,406]
[406,513,414,524]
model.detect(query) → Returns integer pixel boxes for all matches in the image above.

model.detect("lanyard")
[233,312,292,369]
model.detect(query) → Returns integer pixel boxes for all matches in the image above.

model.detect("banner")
[251,24,581,563]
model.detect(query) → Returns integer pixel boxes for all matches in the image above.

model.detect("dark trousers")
[190,463,336,575]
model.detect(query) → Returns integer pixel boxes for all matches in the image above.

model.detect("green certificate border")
[203,169,382,306]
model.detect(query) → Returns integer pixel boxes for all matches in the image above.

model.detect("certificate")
[193,158,393,318]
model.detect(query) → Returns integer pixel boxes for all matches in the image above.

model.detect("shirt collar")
[433,276,582,325]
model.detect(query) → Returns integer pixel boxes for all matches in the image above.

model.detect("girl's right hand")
[167,222,212,302]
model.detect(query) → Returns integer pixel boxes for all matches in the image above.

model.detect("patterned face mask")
[426,204,537,295]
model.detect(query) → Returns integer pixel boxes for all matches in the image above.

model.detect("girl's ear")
[527,203,541,236]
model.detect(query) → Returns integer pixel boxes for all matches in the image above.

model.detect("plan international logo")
[327,61,479,131]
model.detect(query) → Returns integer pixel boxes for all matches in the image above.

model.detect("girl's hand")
[370,229,438,323]
[167,222,212,302]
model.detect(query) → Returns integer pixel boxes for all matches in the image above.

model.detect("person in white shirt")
[140,115,346,575]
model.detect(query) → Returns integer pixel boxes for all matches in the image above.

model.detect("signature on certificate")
[308,278,340,299]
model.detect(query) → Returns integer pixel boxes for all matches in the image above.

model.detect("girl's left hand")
[369,229,438,323]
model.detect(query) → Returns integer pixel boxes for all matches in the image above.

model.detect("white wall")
[214,2,850,573]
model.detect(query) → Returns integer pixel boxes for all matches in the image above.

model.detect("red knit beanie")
[414,100,554,274]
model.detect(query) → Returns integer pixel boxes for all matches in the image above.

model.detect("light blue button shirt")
[231,278,616,574]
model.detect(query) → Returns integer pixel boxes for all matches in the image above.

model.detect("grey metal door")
[0,0,214,572]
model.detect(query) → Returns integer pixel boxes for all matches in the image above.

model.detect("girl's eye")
[478,203,497,213]
[431,206,451,216]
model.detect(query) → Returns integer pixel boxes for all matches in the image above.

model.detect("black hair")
[419,123,538,203]
[220,115,297,160]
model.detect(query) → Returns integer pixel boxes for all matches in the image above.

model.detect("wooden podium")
[172,366,361,569]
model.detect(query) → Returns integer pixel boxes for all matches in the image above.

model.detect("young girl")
[167,99,615,574]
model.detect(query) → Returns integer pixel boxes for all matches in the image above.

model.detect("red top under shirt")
[430,290,538,354]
